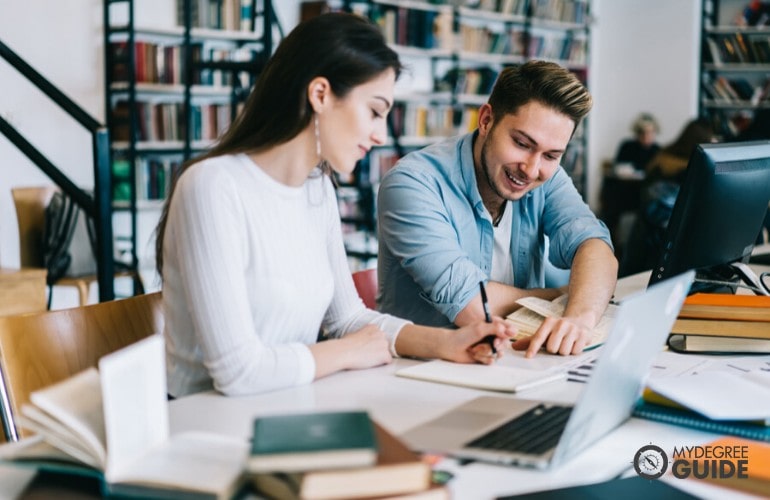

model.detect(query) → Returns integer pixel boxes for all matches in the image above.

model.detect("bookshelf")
[700,0,770,139]
[103,0,278,286]
[327,0,592,265]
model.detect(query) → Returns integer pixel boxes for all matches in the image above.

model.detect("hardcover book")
[248,411,377,473]
[668,334,770,354]
[251,421,434,500]
[670,318,770,338]
[678,293,770,322]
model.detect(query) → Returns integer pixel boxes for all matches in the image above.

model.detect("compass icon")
[633,444,668,479]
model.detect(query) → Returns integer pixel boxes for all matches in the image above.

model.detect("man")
[377,60,618,358]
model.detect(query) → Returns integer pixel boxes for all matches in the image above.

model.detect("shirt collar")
[458,130,487,214]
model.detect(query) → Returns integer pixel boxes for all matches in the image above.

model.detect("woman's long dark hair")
[155,13,401,275]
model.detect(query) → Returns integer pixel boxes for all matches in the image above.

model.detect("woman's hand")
[310,324,391,379]
[337,324,393,370]
[441,318,516,365]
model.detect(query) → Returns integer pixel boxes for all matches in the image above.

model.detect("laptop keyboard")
[466,404,572,455]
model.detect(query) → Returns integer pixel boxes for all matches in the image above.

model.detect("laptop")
[400,271,694,469]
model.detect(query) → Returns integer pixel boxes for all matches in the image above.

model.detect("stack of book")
[248,411,445,500]
[668,293,770,354]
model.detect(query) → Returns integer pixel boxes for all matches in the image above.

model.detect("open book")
[506,295,619,349]
[0,336,246,499]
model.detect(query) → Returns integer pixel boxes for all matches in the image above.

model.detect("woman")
[156,13,513,398]
[613,113,660,172]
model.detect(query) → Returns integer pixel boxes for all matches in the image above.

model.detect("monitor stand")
[731,262,770,296]
[692,262,769,296]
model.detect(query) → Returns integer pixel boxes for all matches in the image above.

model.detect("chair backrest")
[352,268,378,310]
[11,186,57,268]
[0,291,163,441]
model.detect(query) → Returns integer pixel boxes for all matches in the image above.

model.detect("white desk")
[167,354,761,499]
[167,270,769,499]
[7,271,767,498]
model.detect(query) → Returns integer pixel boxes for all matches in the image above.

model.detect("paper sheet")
[646,371,770,421]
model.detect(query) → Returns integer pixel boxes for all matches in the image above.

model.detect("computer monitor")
[648,140,770,295]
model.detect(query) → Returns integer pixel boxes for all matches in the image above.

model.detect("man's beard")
[480,137,508,201]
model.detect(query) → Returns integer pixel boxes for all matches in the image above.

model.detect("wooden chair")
[12,186,141,307]
[0,291,163,441]
[352,268,378,310]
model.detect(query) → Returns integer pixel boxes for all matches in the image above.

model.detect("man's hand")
[511,315,594,357]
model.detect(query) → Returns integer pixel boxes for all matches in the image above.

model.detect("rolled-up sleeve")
[378,168,486,322]
[543,169,613,268]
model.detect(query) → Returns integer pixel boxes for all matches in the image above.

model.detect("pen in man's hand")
[478,281,496,355]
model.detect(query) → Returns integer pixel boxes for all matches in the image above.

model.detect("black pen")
[478,281,497,355]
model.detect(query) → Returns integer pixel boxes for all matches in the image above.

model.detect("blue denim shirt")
[377,132,612,327]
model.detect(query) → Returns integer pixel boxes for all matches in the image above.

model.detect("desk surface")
[166,354,761,500]
[7,271,769,499]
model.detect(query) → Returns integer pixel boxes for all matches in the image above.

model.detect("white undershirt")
[490,203,514,285]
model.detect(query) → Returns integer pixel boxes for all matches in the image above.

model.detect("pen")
[478,281,497,355]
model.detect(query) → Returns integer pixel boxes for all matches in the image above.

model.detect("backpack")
[42,190,98,285]
[42,190,145,306]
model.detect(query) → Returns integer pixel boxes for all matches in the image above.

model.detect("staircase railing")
[0,39,114,301]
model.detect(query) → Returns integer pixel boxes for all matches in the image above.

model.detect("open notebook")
[396,348,598,393]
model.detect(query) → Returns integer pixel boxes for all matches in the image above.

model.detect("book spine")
[633,404,770,442]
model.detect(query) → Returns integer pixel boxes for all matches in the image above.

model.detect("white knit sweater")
[162,154,409,397]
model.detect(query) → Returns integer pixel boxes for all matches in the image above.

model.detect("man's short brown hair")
[487,60,593,130]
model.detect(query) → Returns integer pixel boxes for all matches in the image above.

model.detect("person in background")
[644,118,715,185]
[377,61,617,359]
[155,13,513,398]
[620,118,716,276]
[613,113,661,173]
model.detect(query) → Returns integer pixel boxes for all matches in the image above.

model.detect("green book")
[248,411,378,473]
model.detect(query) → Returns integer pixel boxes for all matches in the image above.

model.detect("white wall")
[1,0,699,273]
[0,0,104,269]
[588,0,701,207]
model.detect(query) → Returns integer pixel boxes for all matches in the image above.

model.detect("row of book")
[702,75,770,104]
[467,0,529,17]
[530,0,589,24]
[438,67,499,97]
[371,4,586,65]
[456,24,586,64]
[371,5,453,51]
[175,0,253,32]
[111,100,232,142]
[705,33,770,65]
[112,156,182,203]
[527,33,587,64]
[389,102,457,139]
[109,41,255,87]
[458,24,526,56]
[464,0,588,24]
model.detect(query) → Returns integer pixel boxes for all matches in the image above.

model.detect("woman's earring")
[314,114,330,175]
[314,115,322,160]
